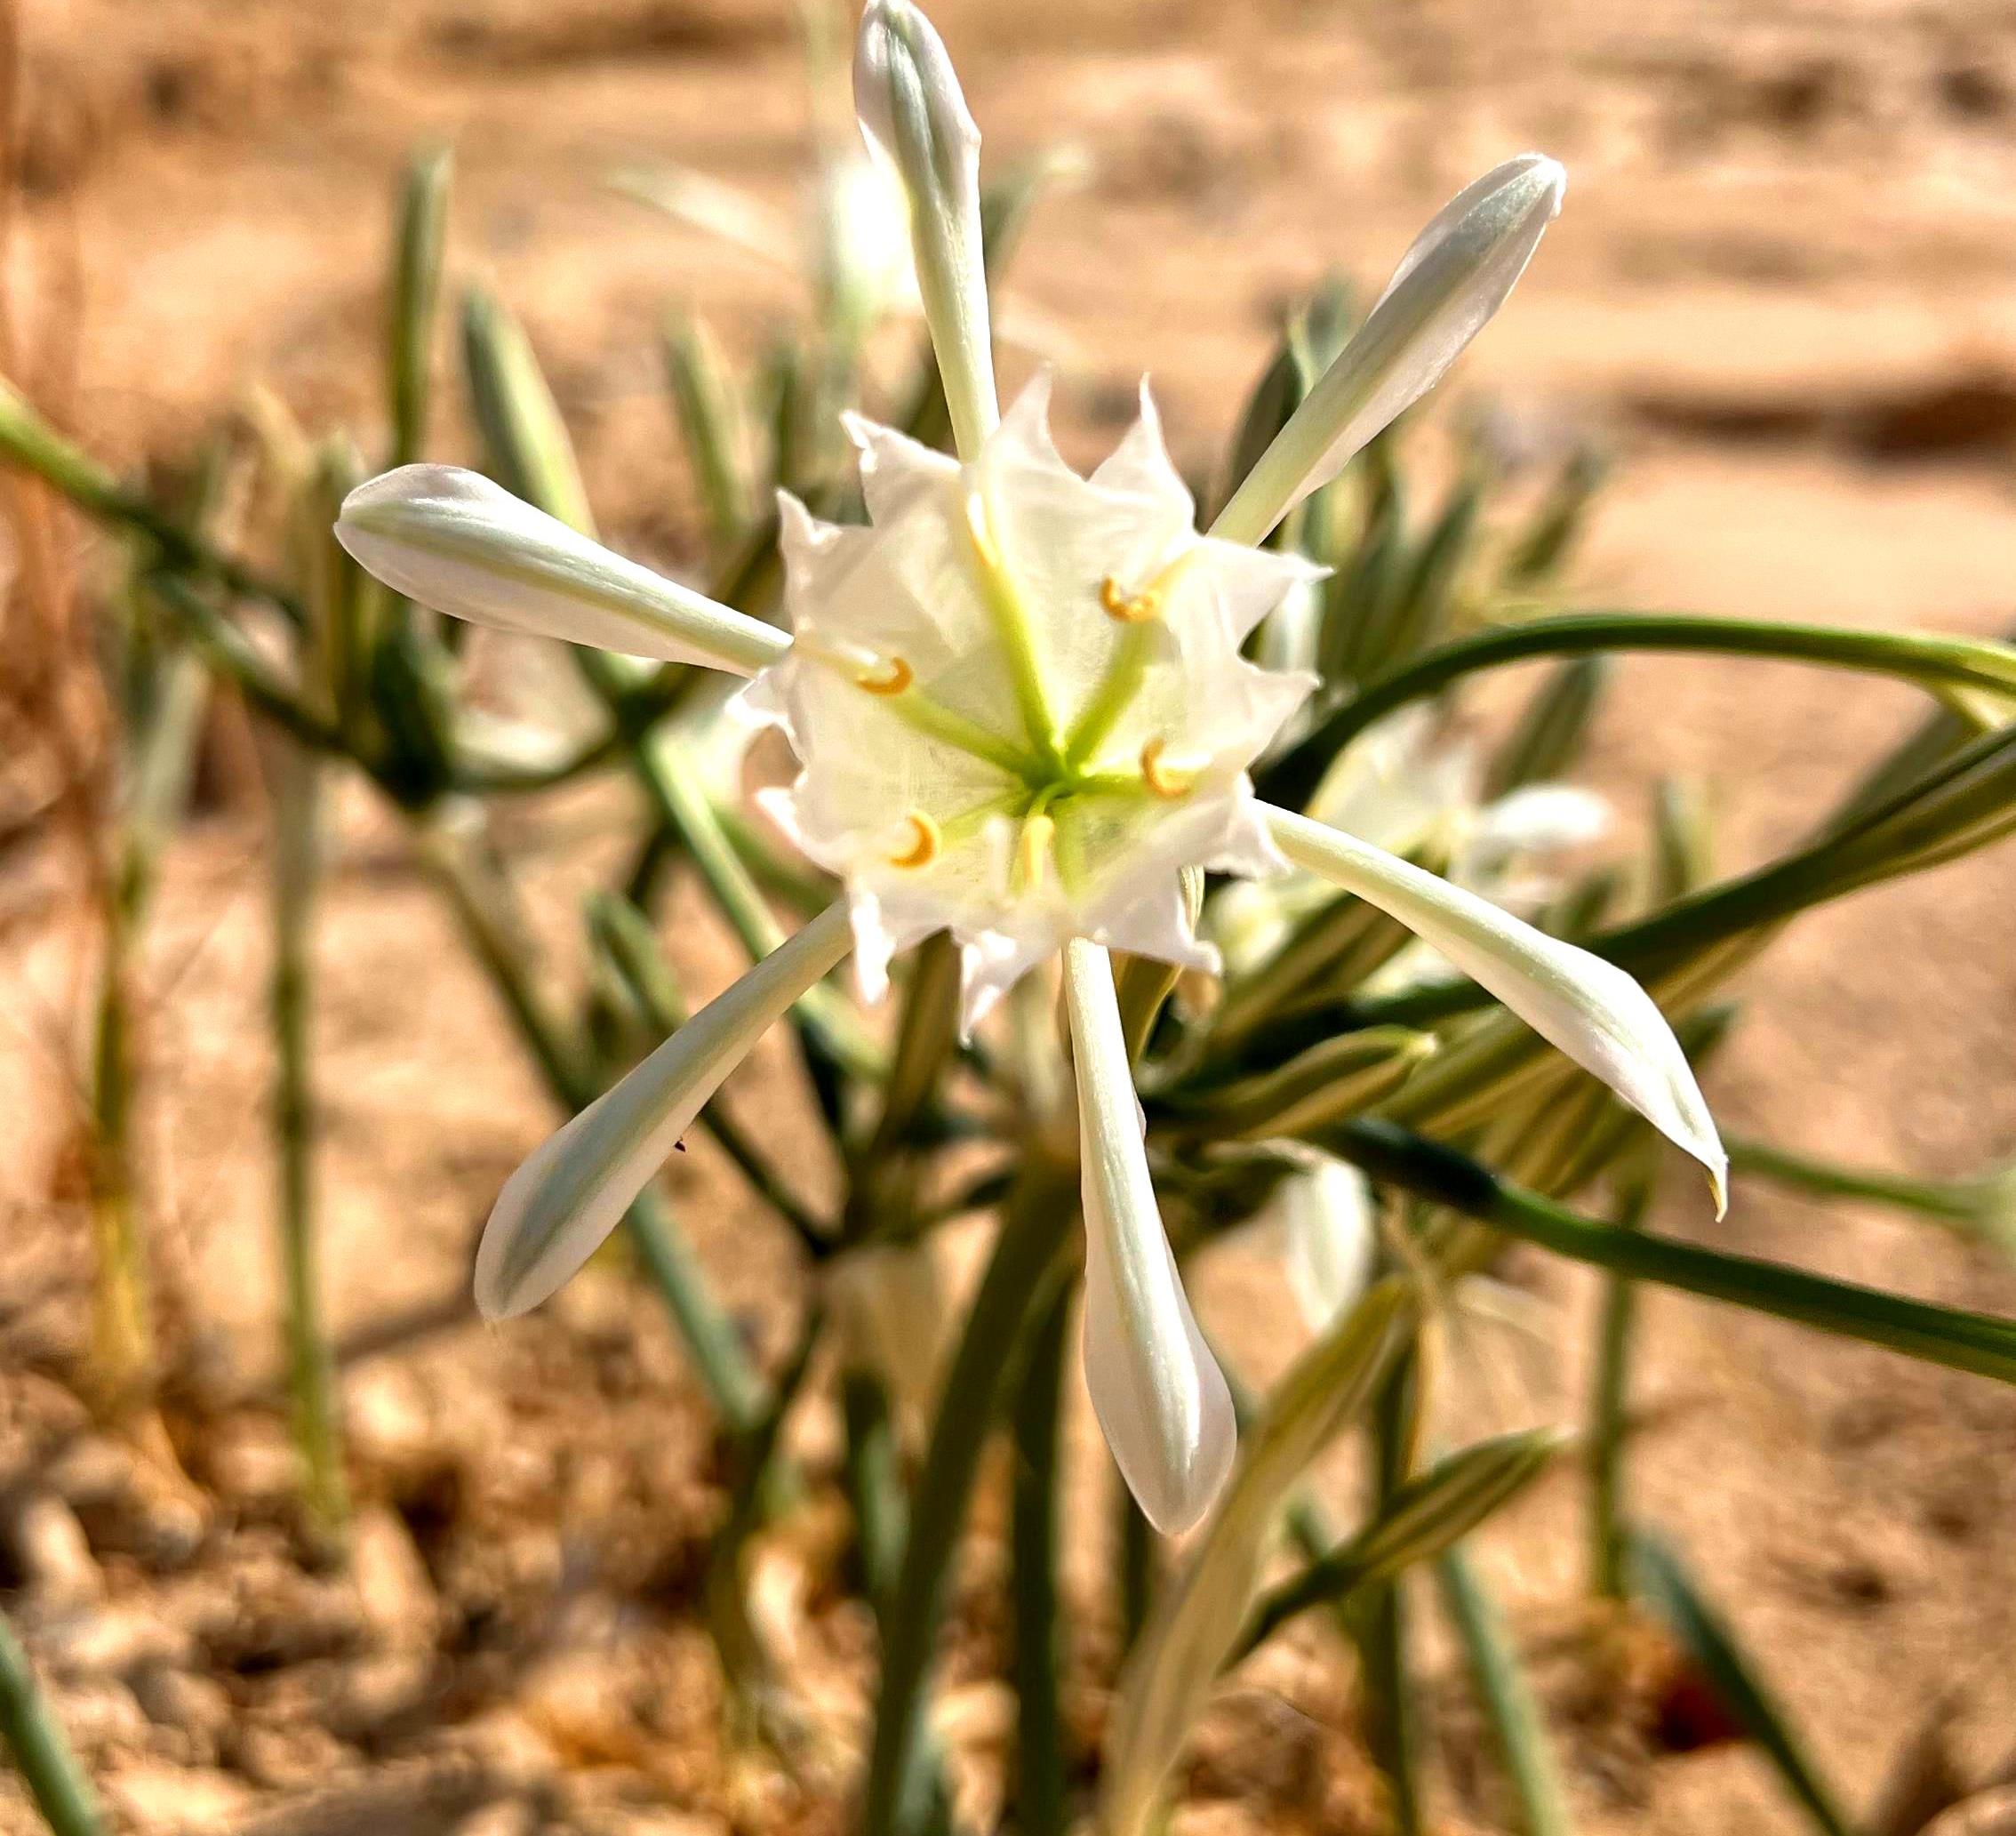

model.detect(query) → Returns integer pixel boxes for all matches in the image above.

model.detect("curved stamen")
[1140,737,1204,799]
[888,810,942,870]
[1100,575,1163,624]
[857,653,915,695]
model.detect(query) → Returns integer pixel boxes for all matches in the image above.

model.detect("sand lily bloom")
[335,0,1723,1535]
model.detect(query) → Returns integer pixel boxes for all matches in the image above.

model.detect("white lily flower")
[1273,1152,1378,1330]
[743,375,1319,1030]
[335,0,1717,1533]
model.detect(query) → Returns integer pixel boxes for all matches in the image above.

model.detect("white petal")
[1213,155,1565,546]
[1088,380,1196,532]
[1266,806,1726,1209]
[337,466,788,676]
[1308,706,1480,854]
[474,902,855,1319]
[1468,783,1610,861]
[1064,940,1236,1534]
[853,0,997,456]
[839,412,960,525]
[958,926,1057,1037]
[1277,1157,1377,1330]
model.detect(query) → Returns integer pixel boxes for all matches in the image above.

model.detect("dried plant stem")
[270,742,349,1552]
[83,644,208,1416]
[0,1611,104,1836]
[84,915,151,1416]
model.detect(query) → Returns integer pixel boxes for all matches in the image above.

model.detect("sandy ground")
[3,0,2016,1831]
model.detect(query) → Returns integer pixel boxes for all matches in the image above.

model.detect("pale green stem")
[271,743,350,1553]
[0,1613,106,1836]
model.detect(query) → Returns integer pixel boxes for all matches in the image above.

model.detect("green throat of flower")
[817,479,1210,897]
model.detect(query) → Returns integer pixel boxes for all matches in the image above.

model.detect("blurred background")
[1,1,2014,1832]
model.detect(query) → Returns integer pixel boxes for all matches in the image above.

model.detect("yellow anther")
[887,811,941,870]
[856,653,913,696]
[1016,813,1055,893]
[1140,736,1202,799]
[1099,575,1162,624]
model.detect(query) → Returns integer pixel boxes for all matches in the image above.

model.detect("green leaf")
[1158,1027,1437,1143]
[1438,1546,1576,1836]
[1630,1532,1853,1836]
[862,1167,1077,1836]
[1485,654,1610,798]
[1325,1121,2016,1385]
[1270,610,2016,809]
[1235,1426,1564,1658]
[1100,1281,1414,1836]
[0,1611,106,1836]
[387,146,452,469]
[662,313,753,557]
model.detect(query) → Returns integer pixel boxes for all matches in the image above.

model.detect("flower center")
[837,532,1216,887]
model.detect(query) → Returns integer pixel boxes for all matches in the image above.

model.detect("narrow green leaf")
[0,1612,106,1836]
[1100,1281,1414,1836]
[863,1165,1077,1836]
[1500,443,1607,587]
[387,147,453,469]
[1437,1545,1576,1836]
[1009,1284,1071,1836]
[1630,1532,1853,1836]
[1271,611,2016,809]
[1159,1027,1437,1143]
[1485,654,1610,798]
[1235,1426,1564,1658]
[662,312,752,556]
[1587,1171,1655,1600]
[1325,1121,2016,1386]
[460,286,596,537]
[1727,1134,2016,1262]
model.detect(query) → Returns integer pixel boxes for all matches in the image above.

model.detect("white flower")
[332,0,1720,1535]
[743,375,1317,1030]
[1273,1153,1378,1330]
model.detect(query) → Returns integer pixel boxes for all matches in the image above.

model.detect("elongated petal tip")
[335,463,787,676]
[1267,809,1727,1205]
[472,1103,620,1320]
[852,0,978,174]
[1212,152,1567,546]
[473,902,857,1322]
[1082,1270,1236,1535]
[1064,940,1236,1536]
